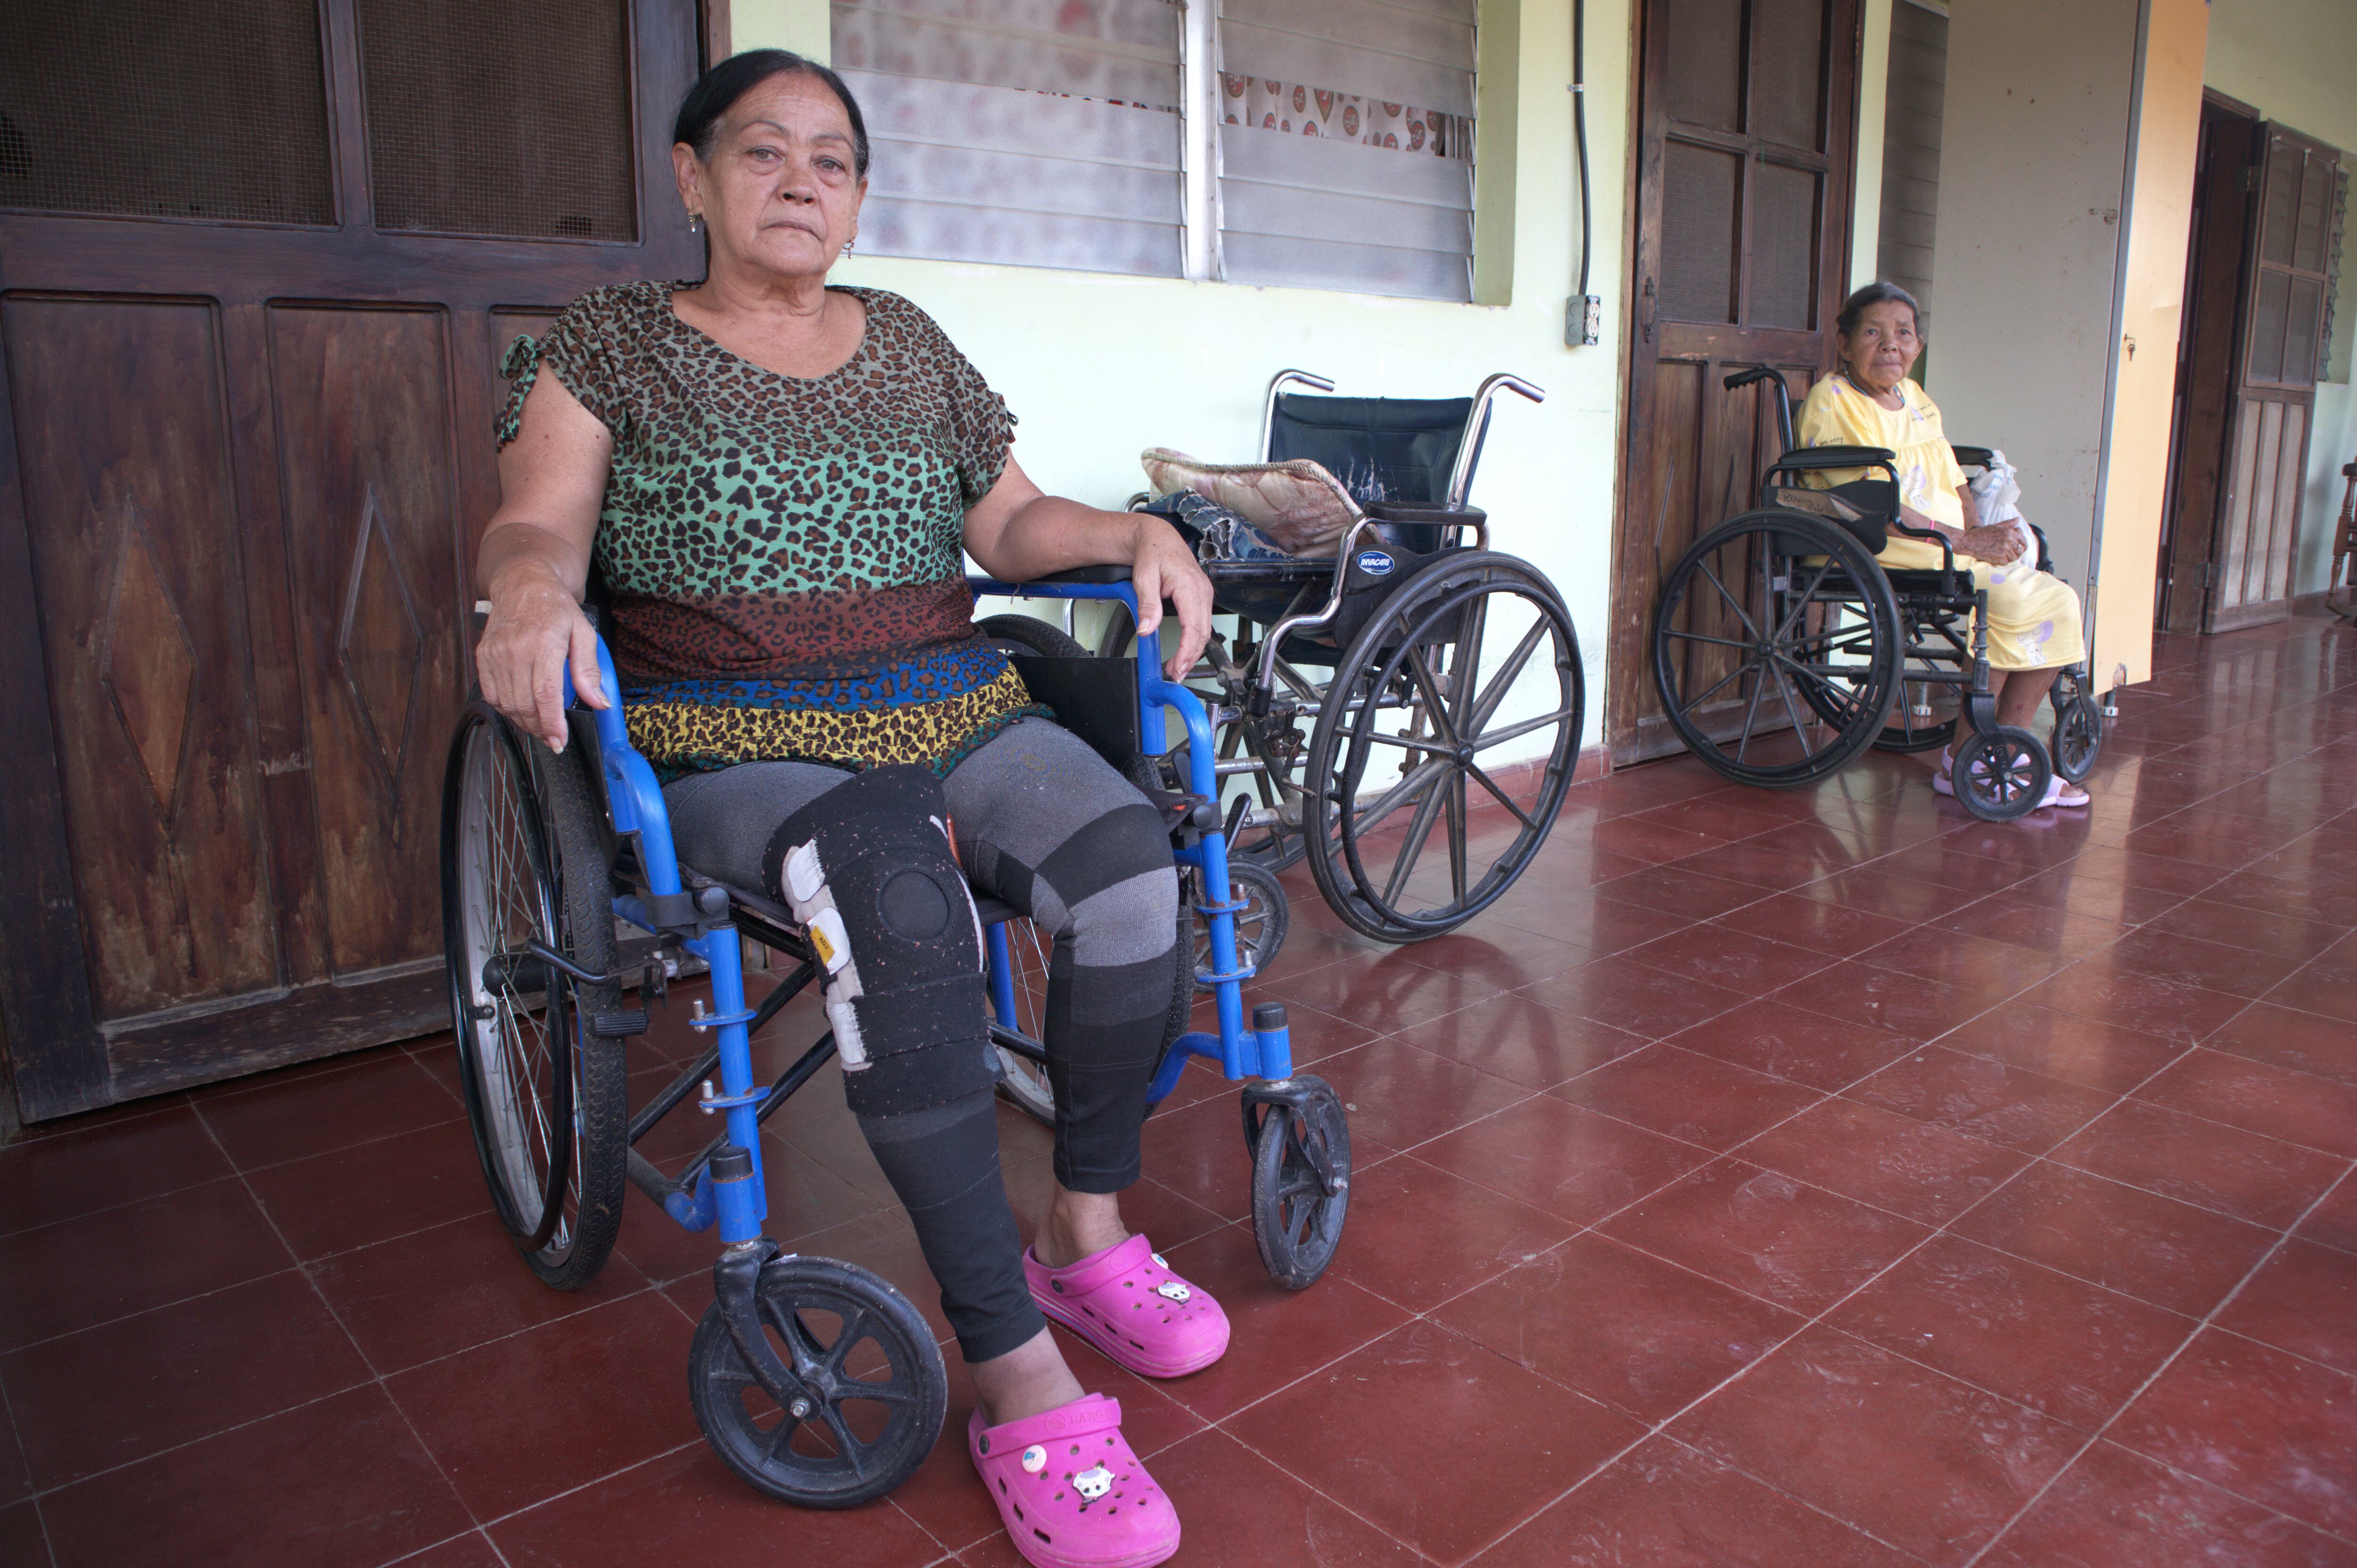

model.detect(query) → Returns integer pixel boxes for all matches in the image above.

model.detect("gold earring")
[688,213,703,234]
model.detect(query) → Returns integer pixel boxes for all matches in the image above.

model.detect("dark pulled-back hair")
[1836,281,1923,339]
[673,50,871,177]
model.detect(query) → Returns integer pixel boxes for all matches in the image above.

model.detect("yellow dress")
[1795,374,2085,672]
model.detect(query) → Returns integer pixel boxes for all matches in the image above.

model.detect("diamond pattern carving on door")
[338,486,426,793]
[98,506,200,818]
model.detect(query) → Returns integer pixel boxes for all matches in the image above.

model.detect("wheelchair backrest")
[1268,393,1477,555]
[1267,394,1475,505]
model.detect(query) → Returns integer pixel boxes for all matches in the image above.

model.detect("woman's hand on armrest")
[964,457,1213,681]
[477,371,613,751]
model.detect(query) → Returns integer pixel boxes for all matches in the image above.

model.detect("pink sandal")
[969,1394,1180,1568]
[1026,1235,1229,1378]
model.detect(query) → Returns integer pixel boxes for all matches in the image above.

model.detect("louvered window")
[1214,0,1476,301]
[831,0,1479,301]
[832,0,1188,277]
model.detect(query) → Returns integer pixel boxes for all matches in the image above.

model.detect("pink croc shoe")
[969,1394,1180,1568]
[1026,1235,1229,1378]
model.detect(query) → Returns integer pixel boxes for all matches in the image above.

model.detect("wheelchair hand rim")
[441,707,579,1257]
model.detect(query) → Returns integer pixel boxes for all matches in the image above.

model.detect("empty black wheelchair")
[439,581,1351,1510]
[1016,370,1587,943]
[1650,367,2104,821]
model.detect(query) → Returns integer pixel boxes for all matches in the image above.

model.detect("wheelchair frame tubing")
[970,579,1293,1091]
[565,641,769,1246]
[976,575,1301,1089]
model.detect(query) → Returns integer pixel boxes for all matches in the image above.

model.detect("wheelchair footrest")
[592,1008,651,1038]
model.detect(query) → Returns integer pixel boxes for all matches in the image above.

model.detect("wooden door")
[1608,0,1863,763]
[2155,98,2260,634]
[0,0,703,1121]
[2204,125,2339,632]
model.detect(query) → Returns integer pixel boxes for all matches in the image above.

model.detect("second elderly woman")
[474,50,1216,1568]
[1799,281,2093,809]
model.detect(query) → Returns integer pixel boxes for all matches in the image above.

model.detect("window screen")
[359,0,637,241]
[832,0,1186,278]
[0,0,333,224]
[1215,0,1477,302]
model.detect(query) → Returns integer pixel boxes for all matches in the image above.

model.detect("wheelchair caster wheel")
[1951,725,2053,822]
[2051,687,2104,784]
[1244,1075,1351,1290]
[688,1254,947,1509]
[1197,861,1289,987]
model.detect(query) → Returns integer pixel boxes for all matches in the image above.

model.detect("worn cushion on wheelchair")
[1139,447,1360,557]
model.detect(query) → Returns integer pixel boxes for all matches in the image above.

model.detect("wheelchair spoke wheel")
[441,704,626,1290]
[987,912,1058,1126]
[689,1255,947,1509]
[1212,706,1315,874]
[1872,633,1963,753]
[989,904,1190,1125]
[1246,1076,1351,1290]
[1194,860,1288,987]
[2050,672,2104,784]
[1652,510,1902,787]
[1952,724,2053,822]
[1303,553,1583,941]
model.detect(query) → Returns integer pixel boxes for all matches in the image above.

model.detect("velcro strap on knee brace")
[760,767,989,1102]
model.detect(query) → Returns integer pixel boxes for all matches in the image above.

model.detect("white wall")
[1925,0,2140,590]
[2203,0,2357,598]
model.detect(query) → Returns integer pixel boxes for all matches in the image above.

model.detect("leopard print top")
[496,281,1046,779]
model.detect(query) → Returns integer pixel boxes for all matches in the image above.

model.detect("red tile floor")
[5,615,2357,1568]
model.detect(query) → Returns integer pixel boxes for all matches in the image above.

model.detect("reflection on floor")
[4,616,2355,1568]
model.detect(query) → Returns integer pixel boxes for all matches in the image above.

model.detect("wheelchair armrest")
[1365,502,1486,528]
[1772,445,1897,471]
[1950,445,1996,470]
[1022,564,1133,585]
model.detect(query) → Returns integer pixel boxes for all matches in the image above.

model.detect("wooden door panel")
[4,296,278,1020]
[1631,354,1821,757]
[1611,0,1859,762]
[2204,124,2336,631]
[2157,105,2257,634]
[0,0,705,1119]
[269,304,468,978]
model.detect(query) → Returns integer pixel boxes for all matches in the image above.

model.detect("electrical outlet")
[1566,295,1602,347]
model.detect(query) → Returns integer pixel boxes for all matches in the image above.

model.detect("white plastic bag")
[1967,449,2036,576]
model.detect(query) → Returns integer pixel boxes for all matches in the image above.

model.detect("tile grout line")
[1410,961,2314,1565]
[184,1094,505,1550]
[1959,1160,2357,1565]
[0,1373,58,1568]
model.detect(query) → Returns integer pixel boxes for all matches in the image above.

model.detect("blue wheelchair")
[438,573,1349,1509]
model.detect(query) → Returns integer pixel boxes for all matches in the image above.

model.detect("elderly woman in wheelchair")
[1650,281,2104,820]
[1797,282,2093,809]
[470,49,1228,1568]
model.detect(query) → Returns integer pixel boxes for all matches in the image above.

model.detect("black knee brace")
[761,766,995,1117]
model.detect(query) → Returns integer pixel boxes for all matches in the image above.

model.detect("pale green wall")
[735,0,1638,750]
[2203,0,2357,598]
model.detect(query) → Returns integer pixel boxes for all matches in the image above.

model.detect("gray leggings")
[663,718,1180,1361]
